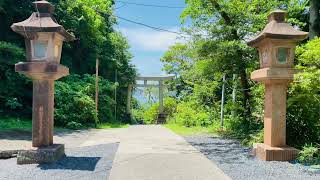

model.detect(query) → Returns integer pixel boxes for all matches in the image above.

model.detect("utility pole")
[95,56,99,127]
[220,74,226,128]
[232,74,237,118]
[114,69,118,122]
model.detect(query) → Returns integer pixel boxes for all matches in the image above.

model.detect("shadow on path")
[38,156,101,171]
[0,143,119,180]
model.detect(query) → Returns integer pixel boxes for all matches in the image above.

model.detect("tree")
[309,0,320,39]
[0,0,136,124]
[180,0,307,117]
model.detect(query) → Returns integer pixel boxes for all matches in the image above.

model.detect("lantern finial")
[268,10,286,23]
[33,1,55,14]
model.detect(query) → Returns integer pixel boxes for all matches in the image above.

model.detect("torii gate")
[126,75,175,123]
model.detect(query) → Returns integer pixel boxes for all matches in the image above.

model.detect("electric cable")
[114,0,184,9]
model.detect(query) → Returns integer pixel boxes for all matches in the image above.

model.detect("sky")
[114,0,187,76]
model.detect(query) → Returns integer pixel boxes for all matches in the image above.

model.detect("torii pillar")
[129,75,174,124]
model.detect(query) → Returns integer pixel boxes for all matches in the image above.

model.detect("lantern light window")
[277,47,289,64]
[33,40,48,59]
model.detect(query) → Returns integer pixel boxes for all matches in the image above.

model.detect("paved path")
[108,125,230,180]
[0,126,230,180]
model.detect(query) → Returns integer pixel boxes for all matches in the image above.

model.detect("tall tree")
[309,0,320,39]
[162,0,308,122]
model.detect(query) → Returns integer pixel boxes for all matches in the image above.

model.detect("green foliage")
[298,144,320,165]
[0,41,31,117]
[0,117,32,131]
[286,38,320,148]
[55,74,117,128]
[66,121,83,130]
[97,122,129,129]
[160,1,318,152]
[168,101,211,127]
[164,123,220,136]
[0,0,136,126]
[143,98,177,124]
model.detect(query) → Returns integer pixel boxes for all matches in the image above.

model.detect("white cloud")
[118,27,184,51]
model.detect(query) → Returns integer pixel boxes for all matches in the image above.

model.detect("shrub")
[66,121,83,130]
[55,80,98,127]
[54,74,115,128]
[169,101,210,127]
[143,97,177,124]
[286,38,320,148]
[298,144,320,164]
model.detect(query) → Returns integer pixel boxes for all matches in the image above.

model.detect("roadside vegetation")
[0,0,135,129]
[133,0,320,166]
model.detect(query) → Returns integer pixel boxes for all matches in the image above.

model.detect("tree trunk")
[309,0,320,39]
[239,68,251,117]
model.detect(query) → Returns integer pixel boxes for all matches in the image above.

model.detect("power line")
[113,3,127,10]
[76,2,189,37]
[114,0,185,9]
[114,15,188,37]
[92,8,189,37]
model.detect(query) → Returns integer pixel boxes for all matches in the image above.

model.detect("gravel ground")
[185,136,320,180]
[0,143,119,180]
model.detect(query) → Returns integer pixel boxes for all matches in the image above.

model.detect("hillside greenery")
[0,0,136,128]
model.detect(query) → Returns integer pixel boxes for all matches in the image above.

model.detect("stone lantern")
[11,0,75,164]
[248,10,308,161]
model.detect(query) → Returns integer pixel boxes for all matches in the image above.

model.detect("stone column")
[32,80,54,147]
[264,80,288,147]
[159,80,164,114]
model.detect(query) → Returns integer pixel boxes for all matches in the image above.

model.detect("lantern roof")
[11,0,75,41]
[248,10,308,47]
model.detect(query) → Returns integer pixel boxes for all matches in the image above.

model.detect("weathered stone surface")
[32,80,54,147]
[17,144,65,165]
[15,62,69,80]
[253,143,299,161]
[0,150,20,159]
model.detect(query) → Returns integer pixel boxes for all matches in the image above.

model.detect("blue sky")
[114,0,186,76]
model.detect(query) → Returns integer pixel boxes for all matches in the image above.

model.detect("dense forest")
[0,0,136,128]
[136,0,320,157]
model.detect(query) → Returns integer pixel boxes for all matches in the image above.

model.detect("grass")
[0,117,32,132]
[96,122,129,129]
[164,123,219,136]
[0,117,129,132]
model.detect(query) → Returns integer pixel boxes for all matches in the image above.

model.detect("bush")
[55,79,98,127]
[298,144,320,165]
[286,38,320,148]
[143,97,177,124]
[55,74,115,128]
[0,41,32,117]
[169,101,210,127]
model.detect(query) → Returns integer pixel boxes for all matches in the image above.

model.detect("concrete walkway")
[108,125,230,180]
[0,125,230,180]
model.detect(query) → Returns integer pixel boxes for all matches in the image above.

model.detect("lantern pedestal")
[253,143,299,161]
[251,70,298,161]
[17,144,65,165]
[15,62,69,164]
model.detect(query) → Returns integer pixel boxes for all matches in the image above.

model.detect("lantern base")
[17,144,65,165]
[253,143,299,161]
[15,61,69,80]
[251,68,296,82]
